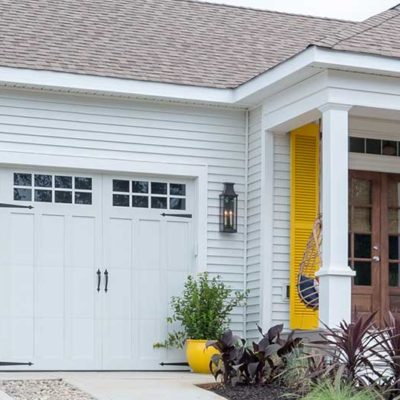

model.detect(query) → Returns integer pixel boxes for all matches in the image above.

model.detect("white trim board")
[350,153,400,174]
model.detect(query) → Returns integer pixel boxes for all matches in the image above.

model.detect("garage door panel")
[0,318,34,361]
[104,269,132,319]
[35,268,64,318]
[136,269,160,319]
[70,216,96,268]
[166,221,191,271]
[108,218,132,269]
[38,215,65,267]
[35,318,64,360]
[103,319,133,365]
[66,268,95,318]
[10,266,34,317]
[138,319,161,361]
[136,220,161,270]
[10,213,34,266]
[67,318,96,361]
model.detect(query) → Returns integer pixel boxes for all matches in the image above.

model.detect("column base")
[316,267,355,328]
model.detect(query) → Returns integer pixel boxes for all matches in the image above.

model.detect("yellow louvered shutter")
[290,123,320,330]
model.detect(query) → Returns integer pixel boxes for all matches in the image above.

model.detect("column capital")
[319,103,352,113]
[316,267,356,278]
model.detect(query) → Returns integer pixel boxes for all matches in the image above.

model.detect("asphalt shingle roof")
[313,5,400,59]
[0,0,353,88]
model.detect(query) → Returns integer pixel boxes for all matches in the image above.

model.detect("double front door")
[349,170,400,325]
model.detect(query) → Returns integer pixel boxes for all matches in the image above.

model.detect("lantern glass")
[219,183,238,233]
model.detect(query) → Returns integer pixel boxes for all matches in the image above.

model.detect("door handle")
[96,269,101,292]
[104,269,109,292]
[372,256,380,262]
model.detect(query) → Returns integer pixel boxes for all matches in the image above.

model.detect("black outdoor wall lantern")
[219,182,238,233]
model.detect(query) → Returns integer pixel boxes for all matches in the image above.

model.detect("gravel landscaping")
[0,379,96,400]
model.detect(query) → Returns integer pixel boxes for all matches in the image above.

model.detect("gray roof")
[0,0,353,88]
[314,5,400,59]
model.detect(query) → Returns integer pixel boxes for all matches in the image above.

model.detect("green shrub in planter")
[303,380,378,400]
[154,272,247,349]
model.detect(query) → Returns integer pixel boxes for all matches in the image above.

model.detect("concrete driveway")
[0,372,223,400]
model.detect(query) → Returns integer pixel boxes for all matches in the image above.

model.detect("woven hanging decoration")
[297,215,322,309]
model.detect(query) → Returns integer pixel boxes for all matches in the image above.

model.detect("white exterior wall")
[0,88,247,334]
[272,133,291,327]
[246,107,262,340]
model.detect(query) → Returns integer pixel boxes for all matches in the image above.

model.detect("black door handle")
[96,269,101,292]
[104,269,109,292]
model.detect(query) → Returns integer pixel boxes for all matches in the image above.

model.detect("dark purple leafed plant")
[312,313,385,386]
[206,324,302,386]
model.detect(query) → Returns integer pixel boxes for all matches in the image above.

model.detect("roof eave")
[1,46,400,107]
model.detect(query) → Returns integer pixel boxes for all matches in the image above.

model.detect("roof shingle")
[313,5,400,59]
[0,0,353,88]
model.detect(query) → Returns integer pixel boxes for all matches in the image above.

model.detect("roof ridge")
[169,0,354,23]
[314,7,400,48]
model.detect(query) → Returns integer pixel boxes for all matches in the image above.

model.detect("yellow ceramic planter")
[185,339,219,374]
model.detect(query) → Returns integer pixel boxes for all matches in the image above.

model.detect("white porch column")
[317,103,355,328]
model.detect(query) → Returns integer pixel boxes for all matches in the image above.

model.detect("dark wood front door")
[349,170,400,325]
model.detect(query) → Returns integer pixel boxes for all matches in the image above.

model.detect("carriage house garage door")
[0,169,195,370]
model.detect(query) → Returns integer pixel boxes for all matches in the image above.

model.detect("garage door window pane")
[151,182,167,195]
[55,191,72,204]
[113,180,130,193]
[170,198,186,210]
[14,173,32,186]
[113,194,129,207]
[55,176,72,189]
[75,177,92,190]
[170,184,186,196]
[75,192,92,205]
[151,197,167,209]
[35,174,52,188]
[132,181,148,193]
[35,189,52,202]
[132,196,148,208]
[14,188,32,201]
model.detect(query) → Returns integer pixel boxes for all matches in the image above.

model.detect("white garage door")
[0,169,195,370]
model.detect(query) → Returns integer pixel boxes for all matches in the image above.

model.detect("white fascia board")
[313,47,400,77]
[0,66,234,105]
[0,49,319,107]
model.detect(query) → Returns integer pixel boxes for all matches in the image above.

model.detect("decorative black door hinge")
[160,213,192,218]
[0,203,33,209]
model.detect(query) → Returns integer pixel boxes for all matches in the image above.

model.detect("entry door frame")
[350,170,400,325]
[349,170,382,322]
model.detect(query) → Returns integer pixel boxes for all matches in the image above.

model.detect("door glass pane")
[352,179,371,206]
[389,236,400,260]
[352,208,371,232]
[354,261,372,286]
[388,181,400,207]
[389,263,400,287]
[389,209,400,235]
[354,234,371,258]
[366,139,381,155]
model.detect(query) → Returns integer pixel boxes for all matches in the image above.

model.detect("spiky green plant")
[303,380,378,400]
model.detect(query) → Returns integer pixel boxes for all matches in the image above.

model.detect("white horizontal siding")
[246,107,262,340]
[0,88,247,334]
[272,133,290,327]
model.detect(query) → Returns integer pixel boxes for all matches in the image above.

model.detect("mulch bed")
[201,382,293,400]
